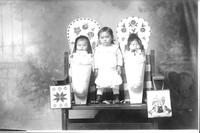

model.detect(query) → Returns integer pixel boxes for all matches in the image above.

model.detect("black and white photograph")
[0,0,198,132]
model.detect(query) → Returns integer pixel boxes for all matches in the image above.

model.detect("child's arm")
[116,47,123,75]
[94,68,98,79]
[93,47,100,78]
[117,65,122,75]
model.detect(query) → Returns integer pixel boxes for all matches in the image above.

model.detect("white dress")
[94,45,123,88]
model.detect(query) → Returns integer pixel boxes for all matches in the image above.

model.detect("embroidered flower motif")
[67,18,100,53]
[82,23,89,30]
[74,27,81,35]
[92,42,96,49]
[140,28,145,32]
[131,20,136,25]
[87,31,94,39]
[121,28,127,33]
[54,92,67,102]
[131,28,136,33]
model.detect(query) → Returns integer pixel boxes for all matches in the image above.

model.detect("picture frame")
[50,85,71,109]
[147,89,172,118]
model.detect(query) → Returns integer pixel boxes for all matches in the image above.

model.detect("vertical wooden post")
[64,52,69,78]
[144,54,153,91]
[61,108,68,130]
[62,51,69,130]
[152,119,158,129]
[150,50,155,76]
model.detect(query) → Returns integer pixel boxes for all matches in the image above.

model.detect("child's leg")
[112,85,120,104]
[112,85,119,95]
[95,87,103,104]
[97,87,103,95]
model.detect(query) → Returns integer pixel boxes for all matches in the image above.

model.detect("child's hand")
[69,54,73,58]
[117,66,122,75]
[94,69,98,79]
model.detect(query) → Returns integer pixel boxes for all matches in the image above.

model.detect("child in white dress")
[70,35,93,104]
[94,27,123,104]
[124,33,146,104]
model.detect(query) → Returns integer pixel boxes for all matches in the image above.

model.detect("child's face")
[129,40,140,52]
[99,31,112,46]
[76,39,88,51]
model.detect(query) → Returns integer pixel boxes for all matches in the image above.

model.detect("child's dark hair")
[73,35,93,54]
[126,33,144,51]
[98,27,114,44]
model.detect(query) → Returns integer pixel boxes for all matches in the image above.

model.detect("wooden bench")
[67,104,158,130]
[53,50,162,130]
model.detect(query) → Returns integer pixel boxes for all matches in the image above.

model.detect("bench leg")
[152,119,158,129]
[62,109,69,130]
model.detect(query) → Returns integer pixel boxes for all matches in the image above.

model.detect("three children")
[70,28,145,104]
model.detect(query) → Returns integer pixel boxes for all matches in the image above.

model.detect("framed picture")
[50,85,71,109]
[147,89,172,118]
